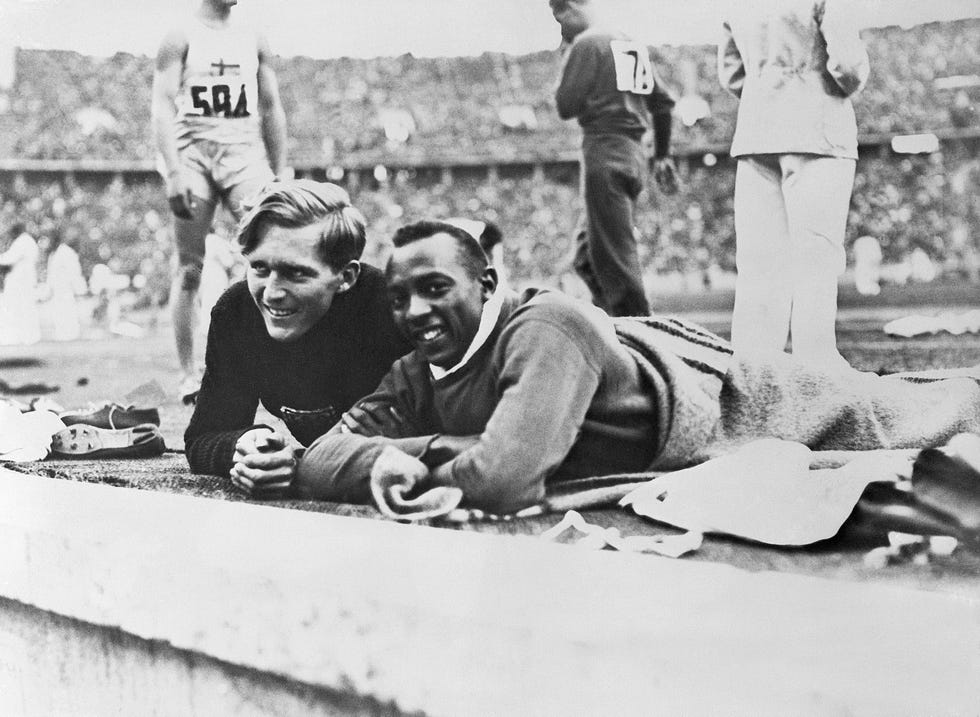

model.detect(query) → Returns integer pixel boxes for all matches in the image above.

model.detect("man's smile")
[264,305,297,319]
[414,325,447,345]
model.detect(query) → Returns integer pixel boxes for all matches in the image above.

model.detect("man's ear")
[337,260,361,293]
[480,266,498,300]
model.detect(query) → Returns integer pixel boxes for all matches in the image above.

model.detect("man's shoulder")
[506,287,610,337]
[572,27,627,49]
[494,289,614,371]
[337,263,391,312]
[211,280,254,318]
[157,18,193,51]
[352,263,386,291]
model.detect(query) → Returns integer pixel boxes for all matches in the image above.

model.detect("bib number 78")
[610,40,654,95]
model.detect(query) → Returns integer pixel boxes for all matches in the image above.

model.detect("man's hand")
[340,401,416,438]
[370,445,430,495]
[230,428,297,499]
[652,156,679,195]
[167,171,196,220]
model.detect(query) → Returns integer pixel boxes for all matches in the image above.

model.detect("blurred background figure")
[198,224,244,336]
[909,246,938,284]
[0,222,42,346]
[89,262,142,338]
[42,228,88,341]
[719,0,869,369]
[853,234,882,296]
[550,0,678,316]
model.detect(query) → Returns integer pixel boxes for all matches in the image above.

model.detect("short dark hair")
[237,180,367,270]
[8,222,26,238]
[391,220,489,279]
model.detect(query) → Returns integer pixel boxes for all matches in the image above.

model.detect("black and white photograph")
[1,0,978,714]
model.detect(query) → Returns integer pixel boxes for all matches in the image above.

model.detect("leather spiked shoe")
[50,423,166,459]
[60,402,161,430]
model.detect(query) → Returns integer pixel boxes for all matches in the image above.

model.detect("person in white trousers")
[0,222,42,346]
[44,230,88,341]
[718,0,869,368]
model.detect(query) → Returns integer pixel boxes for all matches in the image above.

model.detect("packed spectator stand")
[0,19,977,296]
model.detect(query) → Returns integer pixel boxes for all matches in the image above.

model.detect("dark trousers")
[574,134,650,317]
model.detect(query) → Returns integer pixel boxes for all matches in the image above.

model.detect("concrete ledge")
[0,596,400,717]
[2,467,979,716]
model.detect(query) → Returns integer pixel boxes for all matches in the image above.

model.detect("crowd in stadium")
[0,18,977,302]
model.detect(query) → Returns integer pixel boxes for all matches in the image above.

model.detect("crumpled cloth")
[0,402,65,462]
[541,509,703,558]
[368,441,917,530]
[620,439,905,546]
[369,470,466,522]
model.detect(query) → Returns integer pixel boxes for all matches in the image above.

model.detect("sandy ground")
[2,290,979,451]
[2,291,980,598]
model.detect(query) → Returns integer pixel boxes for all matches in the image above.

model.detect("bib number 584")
[190,84,250,118]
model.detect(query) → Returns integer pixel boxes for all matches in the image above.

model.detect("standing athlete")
[152,0,289,402]
[550,0,678,317]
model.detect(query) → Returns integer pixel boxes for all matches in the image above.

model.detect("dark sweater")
[296,288,660,513]
[555,28,675,154]
[184,265,411,476]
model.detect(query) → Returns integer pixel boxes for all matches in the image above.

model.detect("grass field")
[2,279,979,452]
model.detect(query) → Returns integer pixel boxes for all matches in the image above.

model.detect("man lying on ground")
[184,180,411,493]
[278,220,980,515]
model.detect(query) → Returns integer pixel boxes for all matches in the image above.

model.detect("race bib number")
[610,40,654,95]
[189,83,251,118]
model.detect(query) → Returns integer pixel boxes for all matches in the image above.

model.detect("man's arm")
[293,360,445,504]
[820,0,870,97]
[297,314,604,515]
[184,298,265,476]
[554,38,598,120]
[428,316,603,514]
[255,33,289,179]
[151,29,194,219]
[717,21,746,98]
[646,62,678,194]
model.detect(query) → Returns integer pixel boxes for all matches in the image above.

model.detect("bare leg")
[170,195,214,392]
[172,268,200,376]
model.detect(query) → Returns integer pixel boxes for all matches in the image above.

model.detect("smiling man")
[183,179,410,494]
[293,219,980,516]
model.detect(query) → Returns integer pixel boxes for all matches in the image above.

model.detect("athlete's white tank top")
[174,17,263,147]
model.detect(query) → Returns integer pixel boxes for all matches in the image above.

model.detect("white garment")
[0,403,65,462]
[853,235,882,296]
[429,290,505,381]
[199,232,239,332]
[0,232,42,346]
[730,153,855,363]
[45,243,87,341]
[718,0,869,159]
